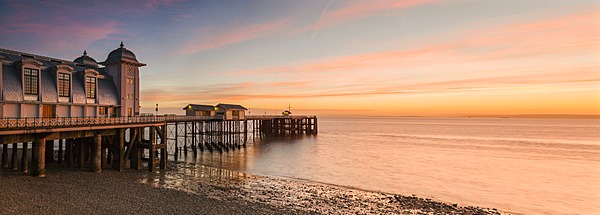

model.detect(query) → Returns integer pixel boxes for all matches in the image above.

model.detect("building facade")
[0,43,145,118]
[215,103,247,120]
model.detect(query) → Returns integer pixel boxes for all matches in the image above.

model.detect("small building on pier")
[184,104,216,117]
[216,104,247,120]
[0,42,145,118]
[182,103,247,120]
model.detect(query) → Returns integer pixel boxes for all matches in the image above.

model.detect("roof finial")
[119,41,124,48]
[83,50,87,56]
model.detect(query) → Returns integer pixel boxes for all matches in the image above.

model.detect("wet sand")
[1,162,503,214]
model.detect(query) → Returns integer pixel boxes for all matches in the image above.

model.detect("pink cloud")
[0,2,130,53]
[177,0,443,53]
[200,8,599,102]
[234,8,600,77]
[178,18,291,54]
[310,0,442,30]
[139,0,185,11]
[0,0,186,52]
[0,19,119,52]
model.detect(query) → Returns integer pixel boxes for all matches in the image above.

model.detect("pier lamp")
[155,103,158,116]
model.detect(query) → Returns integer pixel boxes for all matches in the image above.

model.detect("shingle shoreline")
[0,163,504,215]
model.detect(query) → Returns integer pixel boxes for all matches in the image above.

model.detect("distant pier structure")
[167,115,318,155]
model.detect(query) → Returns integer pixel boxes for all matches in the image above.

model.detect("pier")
[0,115,317,176]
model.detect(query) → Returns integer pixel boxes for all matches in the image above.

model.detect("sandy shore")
[1,162,503,215]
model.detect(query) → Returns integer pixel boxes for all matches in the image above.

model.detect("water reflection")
[158,117,600,214]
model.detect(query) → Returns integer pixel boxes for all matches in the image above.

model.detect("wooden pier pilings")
[0,115,317,176]
[0,117,168,176]
[247,116,318,139]
[167,119,248,155]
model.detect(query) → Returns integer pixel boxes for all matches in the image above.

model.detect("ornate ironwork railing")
[0,116,167,130]
[0,115,317,130]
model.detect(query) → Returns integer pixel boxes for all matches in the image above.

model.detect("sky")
[0,0,598,116]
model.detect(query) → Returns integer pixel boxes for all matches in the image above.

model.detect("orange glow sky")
[1,0,598,116]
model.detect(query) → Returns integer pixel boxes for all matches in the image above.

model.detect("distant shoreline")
[316,114,600,119]
[462,114,600,119]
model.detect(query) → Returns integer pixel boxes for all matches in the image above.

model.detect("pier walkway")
[0,115,317,177]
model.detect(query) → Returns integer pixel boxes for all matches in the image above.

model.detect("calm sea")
[183,117,600,215]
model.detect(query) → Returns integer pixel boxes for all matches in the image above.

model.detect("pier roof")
[216,103,247,110]
[100,42,146,66]
[73,50,99,68]
[184,104,215,111]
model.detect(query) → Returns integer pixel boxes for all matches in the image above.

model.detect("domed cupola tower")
[99,42,146,116]
[74,50,99,68]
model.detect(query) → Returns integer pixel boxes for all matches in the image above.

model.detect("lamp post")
[155,103,158,116]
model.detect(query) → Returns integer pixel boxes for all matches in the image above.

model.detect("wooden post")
[101,139,107,168]
[192,122,196,150]
[31,137,46,177]
[45,140,54,163]
[79,139,85,169]
[1,144,8,168]
[174,123,179,160]
[160,124,167,170]
[131,128,142,170]
[66,139,73,166]
[199,122,204,151]
[21,142,29,174]
[148,126,157,172]
[58,139,64,165]
[90,133,102,173]
[313,117,318,135]
[184,121,188,151]
[112,129,125,171]
[11,143,18,170]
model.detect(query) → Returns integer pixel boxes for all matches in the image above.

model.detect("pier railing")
[0,116,166,130]
[164,115,220,122]
[246,115,317,120]
[0,115,318,130]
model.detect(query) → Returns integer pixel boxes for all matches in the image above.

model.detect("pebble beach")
[0,161,504,215]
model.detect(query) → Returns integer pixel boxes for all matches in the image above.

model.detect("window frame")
[24,68,39,95]
[58,72,70,97]
[85,76,96,99]
[99,106,107,115]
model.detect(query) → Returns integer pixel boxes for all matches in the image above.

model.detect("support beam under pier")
[31,136,46,177]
